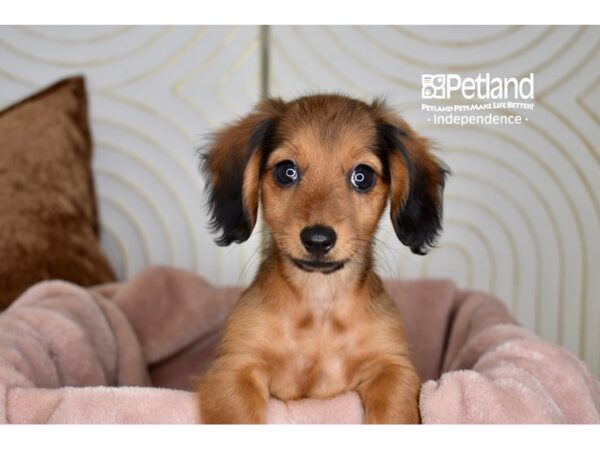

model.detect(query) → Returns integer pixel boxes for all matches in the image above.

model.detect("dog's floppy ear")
[201,98,285,246]
[372,101,449,255]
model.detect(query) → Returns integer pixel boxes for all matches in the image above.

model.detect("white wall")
[0,25,598,377]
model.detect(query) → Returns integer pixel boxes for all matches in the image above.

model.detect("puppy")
[197,94,448,424]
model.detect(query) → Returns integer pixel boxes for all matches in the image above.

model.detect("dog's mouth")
[290,257,347,274]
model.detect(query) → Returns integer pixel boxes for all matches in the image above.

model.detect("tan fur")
[197,95,442,424]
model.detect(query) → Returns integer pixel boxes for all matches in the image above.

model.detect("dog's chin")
[290,257,347,274]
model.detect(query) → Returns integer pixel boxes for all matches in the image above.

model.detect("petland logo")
[421,73,535,126]
[422,73,534,100]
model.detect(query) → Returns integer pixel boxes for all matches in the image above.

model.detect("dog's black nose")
[300,225,337,256]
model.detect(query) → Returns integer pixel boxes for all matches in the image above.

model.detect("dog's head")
[201,94,448,274]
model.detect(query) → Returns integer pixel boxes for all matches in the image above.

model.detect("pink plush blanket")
[0,266,598,424]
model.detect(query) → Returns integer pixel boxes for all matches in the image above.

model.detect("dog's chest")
[268,290,367,400]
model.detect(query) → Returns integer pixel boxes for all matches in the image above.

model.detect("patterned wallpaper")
[0,26,598,376]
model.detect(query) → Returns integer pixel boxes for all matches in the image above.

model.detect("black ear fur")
[202,118,278,246]
[376,123,449,255]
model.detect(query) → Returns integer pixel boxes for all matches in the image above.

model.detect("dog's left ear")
[201,98,285,246]
[372,102,449,255]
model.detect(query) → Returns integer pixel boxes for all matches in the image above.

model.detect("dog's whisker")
[238,236,270,284]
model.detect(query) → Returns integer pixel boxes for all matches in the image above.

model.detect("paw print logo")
[422,74,446,99]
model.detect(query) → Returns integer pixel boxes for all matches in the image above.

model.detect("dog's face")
[260,100,390,274]
[202,95,448,274]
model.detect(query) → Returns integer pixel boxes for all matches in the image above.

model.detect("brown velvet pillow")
[0,76,115,309]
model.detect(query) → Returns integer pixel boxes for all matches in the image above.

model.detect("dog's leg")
[357,362,421,424]
[197,355,269,424]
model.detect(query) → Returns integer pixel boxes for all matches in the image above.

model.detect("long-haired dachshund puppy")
[197,94,448,424]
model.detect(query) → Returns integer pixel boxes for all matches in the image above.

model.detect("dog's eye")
[274,160,299,187]
[350,165,375,192]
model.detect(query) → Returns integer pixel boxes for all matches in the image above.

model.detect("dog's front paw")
[197,357,269,424]
[359,363,421,424]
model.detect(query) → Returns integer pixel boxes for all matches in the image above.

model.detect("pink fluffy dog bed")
[0,266,598,424]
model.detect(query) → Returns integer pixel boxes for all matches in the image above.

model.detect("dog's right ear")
[201,99,285,246]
